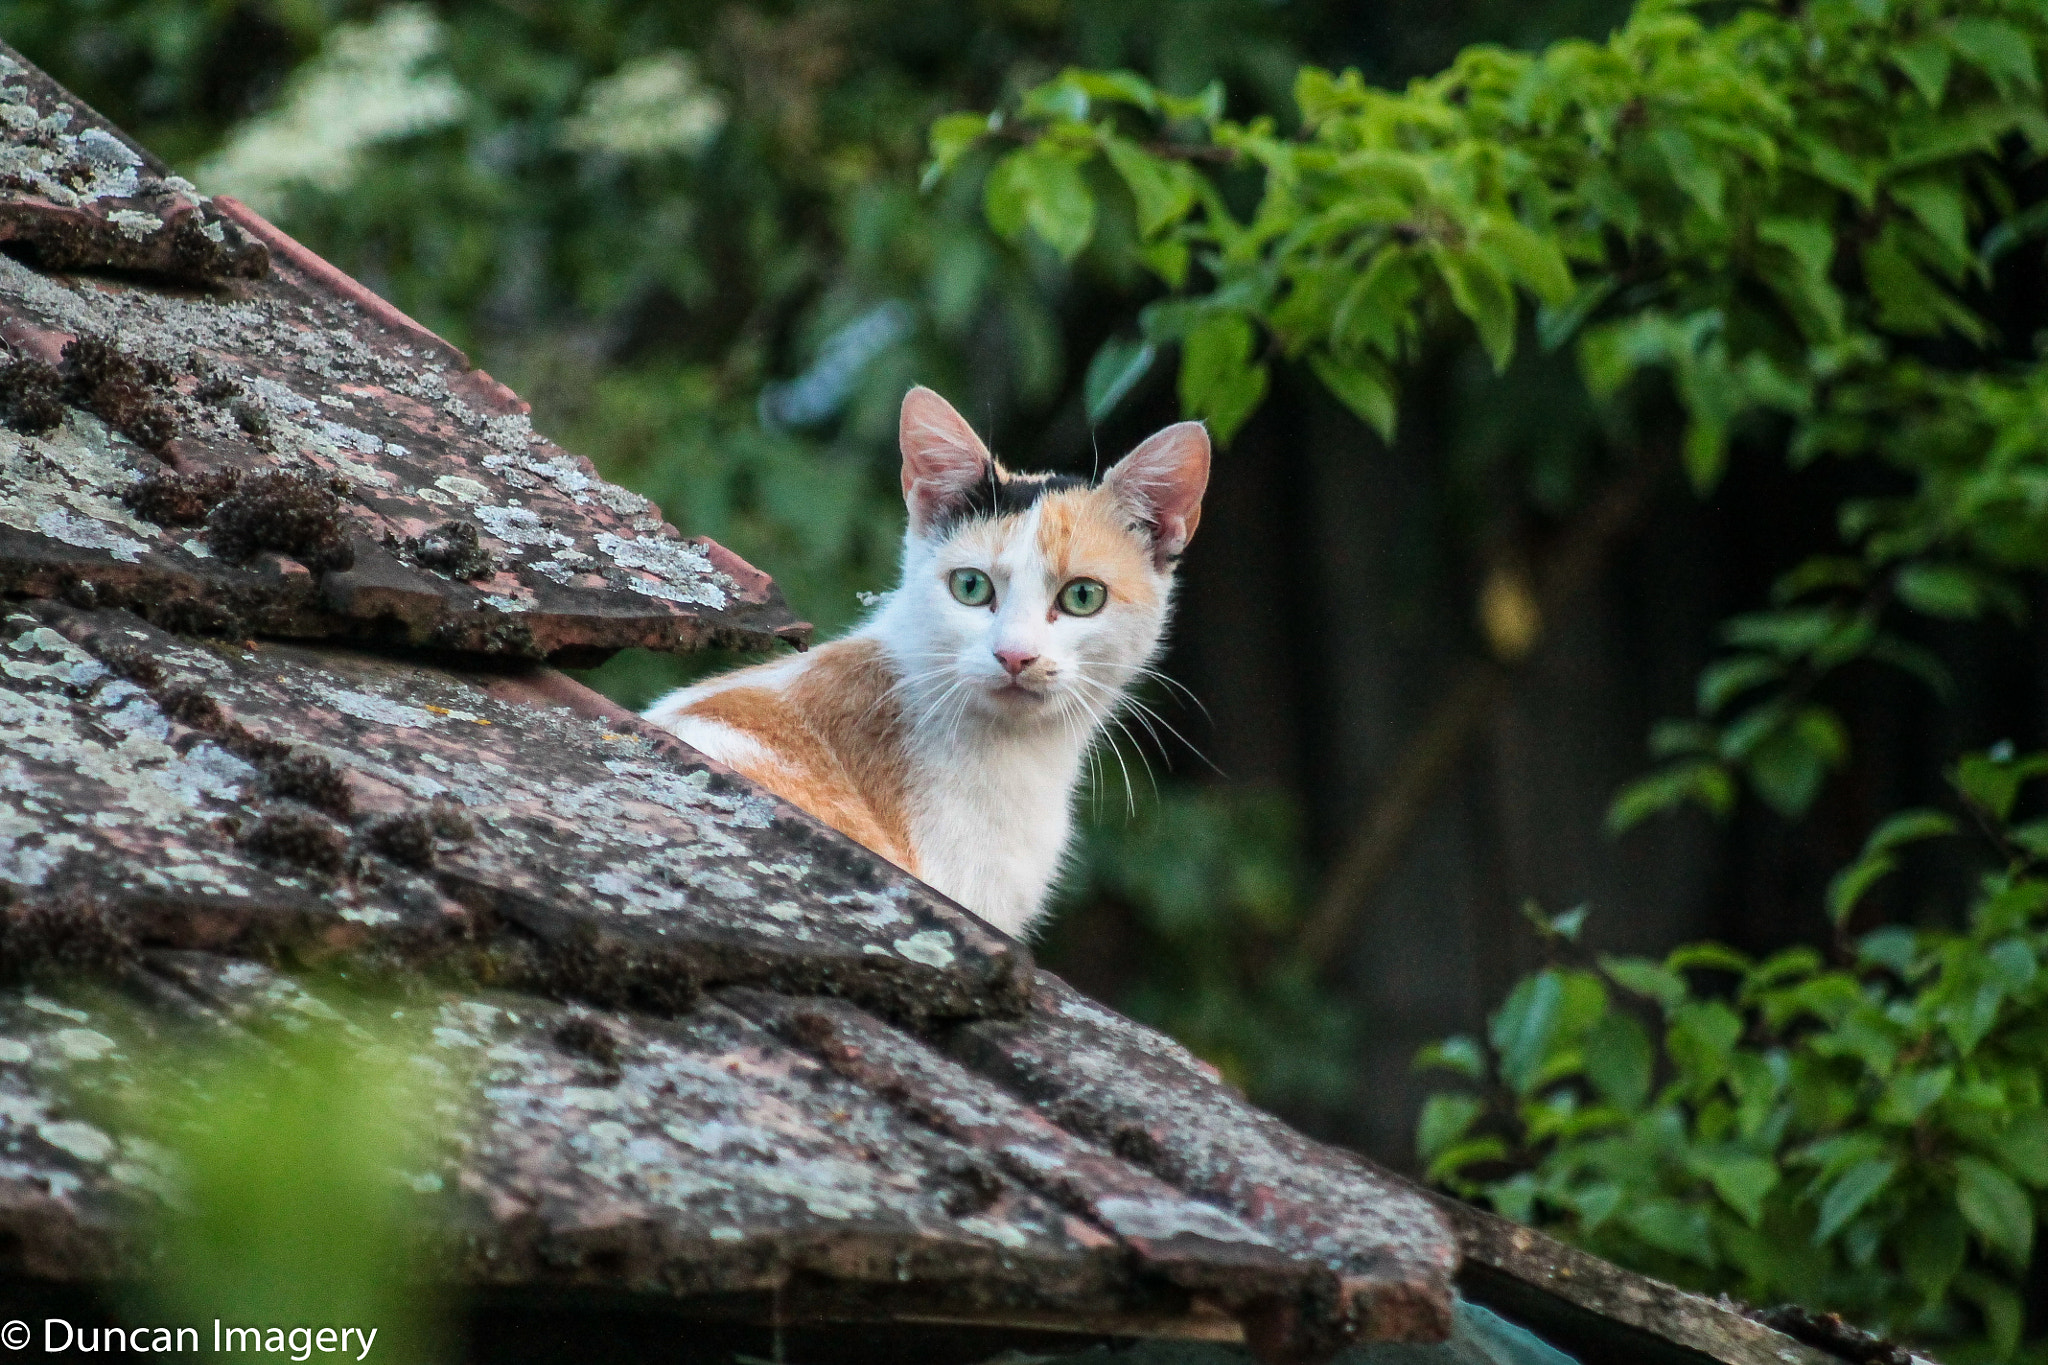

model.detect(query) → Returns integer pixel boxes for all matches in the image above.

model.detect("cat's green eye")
[1058,578,1108,616]
[949,567,995,607]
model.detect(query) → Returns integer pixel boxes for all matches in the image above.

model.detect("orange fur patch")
[680,639,918,872]
[1035,488,1159,609]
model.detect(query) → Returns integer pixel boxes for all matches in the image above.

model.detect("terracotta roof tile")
[0,41,803,662]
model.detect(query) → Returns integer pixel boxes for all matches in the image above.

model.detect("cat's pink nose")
[995,648,1038,678]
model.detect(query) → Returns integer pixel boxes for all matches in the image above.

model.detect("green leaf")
[1757,216,1842,337]
[1415,1034,1488,1081]
[1622,1198,1715,1264]
[1890,177,1971,272]
[1946,18,2039,95]
[1955,1155,2034,1260]
[1477,218,1575,308]
[1177,313,1268,443]
[1432,246,1518,372]
[1828,809,1957,923]
[929,112,991,179]
[1896,563,1990,619]
[982,151,1032,243]
[1666,999,1742,1084]
[1865,808,1960,855]
[1137,236,1191,288]
[1490,970,1565,1097]
[1102,137,1196,239]
[1993,1110,2048,1188]
[1897,1200,1968,1303]
[1666,942,1753,975]
[1600,955,1689,1011]
[1953,749,2048,822]
[1865,229,1983,340]
[1651,127,1725,221]
[1417,1093,1485,1164]
[1426,1136,1509,1184]
[1058,68,1161,112]
[1686,1149,1780,1227]
[1697,656,1782,716]
[1874,1066,1952,1125]
[1814,1157,1897,1244]
[1893,37,1952,107]
[1955,1272,2024,1359]
[1682,416,1727,493]
[1607,760,1734,833]
[985,146,1096,261]
[1745,707,1847,818]
[1083,337,1156,423]
[1309,353,1398,440]
[1582,1011,1653,1111]
[1827,853,1898,925]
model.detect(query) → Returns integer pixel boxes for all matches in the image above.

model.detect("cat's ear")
[1104,420,1210,566]
[900,386,994,536]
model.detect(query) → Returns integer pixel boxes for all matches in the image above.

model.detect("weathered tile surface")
[0,46,802,661]
[727,990,1339,1357]
[949,975,1459,1346]
[0,48,266,286]
[0,957,1129,1312]
[2,604,1026,1020]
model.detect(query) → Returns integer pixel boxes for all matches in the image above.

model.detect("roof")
[0,40,1884,1365]
[0,46,803,661]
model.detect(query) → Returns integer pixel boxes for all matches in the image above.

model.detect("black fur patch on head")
[933,471,1089,535]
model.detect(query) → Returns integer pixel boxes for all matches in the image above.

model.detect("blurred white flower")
[561,52,727,159]
[199,6,467,211]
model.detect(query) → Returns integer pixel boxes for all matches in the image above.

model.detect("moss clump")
[205,469,356,572]
[158,684,224,730]
[0,356,65,435]
[261,751,354,820]
[551,1014,623,1075]
[60,334,178,452]
[238,808,350,875]
[0,886,137,984]
[230,399,269,436]
[119,467,242,527]
[193,373,242,405]
[365,811,435,869]
[487,922,700,1016]
[94,642,165,689]
[405,519,495,580]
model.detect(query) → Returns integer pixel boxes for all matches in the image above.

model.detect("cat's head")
[878,385,1209,733]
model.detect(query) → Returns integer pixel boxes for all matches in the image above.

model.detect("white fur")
[646,389,1205,939]
[645,509,1177,938]
[863,504,1177,935]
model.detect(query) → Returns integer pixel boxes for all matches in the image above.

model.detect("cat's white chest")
[905,733,1080,938]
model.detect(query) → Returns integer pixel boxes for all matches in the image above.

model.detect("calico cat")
[644,386,1208,937]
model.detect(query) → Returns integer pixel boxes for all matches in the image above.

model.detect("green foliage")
[37,991,455,1358]
[137,1028,451,1359]
[1419,747,2048,1361]
[944,0,2048,823]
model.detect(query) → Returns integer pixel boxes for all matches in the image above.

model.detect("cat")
[643,385,1208,938]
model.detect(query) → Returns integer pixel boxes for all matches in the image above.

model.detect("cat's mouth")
[989,679,1050,704]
